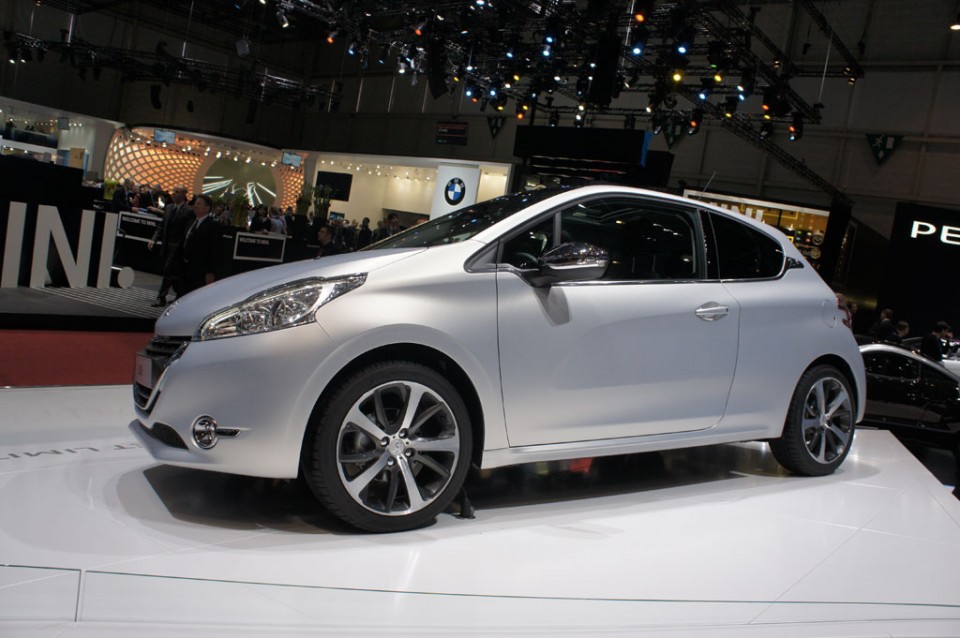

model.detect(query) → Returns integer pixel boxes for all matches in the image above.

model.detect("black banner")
[436,121,468,146]
[233,232,286,262]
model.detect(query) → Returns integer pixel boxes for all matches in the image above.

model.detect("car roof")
[469,184,791,246]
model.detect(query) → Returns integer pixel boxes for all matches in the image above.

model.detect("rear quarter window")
[710,213,785,280]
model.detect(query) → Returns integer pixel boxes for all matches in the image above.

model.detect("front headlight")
[196,274,366,340]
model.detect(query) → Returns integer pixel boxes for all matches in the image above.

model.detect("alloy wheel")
[335,380,460,515]
[801,377,853,464]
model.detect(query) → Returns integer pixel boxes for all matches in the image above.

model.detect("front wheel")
[770,365,856,476]
[304,361,472,532]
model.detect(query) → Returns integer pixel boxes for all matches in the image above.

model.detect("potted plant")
[228,190,250,228]
[296,184,314,217]
[313,184,333,223]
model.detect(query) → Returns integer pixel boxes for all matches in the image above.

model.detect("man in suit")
[147,185,192,306]
[112,178,138,212]
[181,194,220,294]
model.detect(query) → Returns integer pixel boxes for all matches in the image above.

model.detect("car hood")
[155,248,424,336]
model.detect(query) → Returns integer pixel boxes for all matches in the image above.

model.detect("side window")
[866,352,920,379]
[501,216,555,269]
[921,364,957,388]
[559,198,700,281]
[710,213,785,280]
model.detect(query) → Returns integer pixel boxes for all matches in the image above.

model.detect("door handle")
[695,303,729,321]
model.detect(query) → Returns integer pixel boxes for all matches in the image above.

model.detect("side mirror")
[524,242,610,287]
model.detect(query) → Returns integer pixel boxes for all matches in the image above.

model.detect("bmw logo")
[444,177,466,206]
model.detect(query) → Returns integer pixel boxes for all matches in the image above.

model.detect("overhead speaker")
[587,32,620,107]
[150,84,162,110]
[425,40,448,100]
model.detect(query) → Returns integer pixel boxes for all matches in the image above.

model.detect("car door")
[496,196,740,447]
[863,351,924,425]
[918,363,960,432]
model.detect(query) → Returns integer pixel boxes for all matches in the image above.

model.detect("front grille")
[134,335,191,412]
[145,335,191,358]
[134,383,153,408]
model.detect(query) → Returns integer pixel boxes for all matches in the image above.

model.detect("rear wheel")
[770,365,855,476]
[304,361,472,532]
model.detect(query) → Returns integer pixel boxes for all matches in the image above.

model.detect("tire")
[304,360,472,532]
[770,364,856,476]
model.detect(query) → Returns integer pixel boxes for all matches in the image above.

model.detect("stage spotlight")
[698,78,714,101]
[326,30,337,44]
[634,0,654,23]
[574,112,585,128]
[630,26,649,56]
[549,111,560,127]
[760,120,774,140]
[951,13,960,30]
[276,10,289,28]
[789,112,803,141]
[675,26,696,55]
[688,109,703,135]
[651,112,665,135]
[737,67,756,95]
[723,96,738,118]
[707,41,724,68]
[377,44,390,64]
[672,68,684,83]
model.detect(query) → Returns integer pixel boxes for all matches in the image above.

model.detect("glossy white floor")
[1,385,959,637]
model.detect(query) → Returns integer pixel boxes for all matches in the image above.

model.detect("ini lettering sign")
[1,201,119,288]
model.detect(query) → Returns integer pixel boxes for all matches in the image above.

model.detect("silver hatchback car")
[131,185,866,532]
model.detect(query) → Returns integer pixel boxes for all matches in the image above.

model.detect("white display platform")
[1,385,959,637]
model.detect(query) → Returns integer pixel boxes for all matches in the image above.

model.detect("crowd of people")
[113,178,424,304]
[862,305,955,363]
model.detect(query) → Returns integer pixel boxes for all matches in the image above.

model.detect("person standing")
[316,224,342,257]
[920,321,952,362]
[112,178,138,212]
[147,185,192,306]
[181,194,219,294]
[356,217,373,250]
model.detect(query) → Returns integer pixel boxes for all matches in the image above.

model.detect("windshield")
[364,188,563,250]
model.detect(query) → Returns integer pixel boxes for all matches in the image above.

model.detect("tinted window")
[710,213,784,279]
[921,364,958,386]
[501,217,555,269]
[367,189,561,250]
[864,352,920,379]
[555,198,700,281]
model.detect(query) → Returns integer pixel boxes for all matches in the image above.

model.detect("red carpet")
[0,330,153,387]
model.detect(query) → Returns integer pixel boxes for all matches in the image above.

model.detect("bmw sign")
[444,177,466,206]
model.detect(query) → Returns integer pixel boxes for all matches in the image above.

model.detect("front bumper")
[131,324,336,478]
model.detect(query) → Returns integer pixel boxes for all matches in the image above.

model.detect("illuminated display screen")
[202,157,278,206]
[154,129,176,144]
[281,152,302,168]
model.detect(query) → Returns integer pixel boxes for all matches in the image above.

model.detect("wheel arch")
[300,343,486,470]
[806,354,860,416]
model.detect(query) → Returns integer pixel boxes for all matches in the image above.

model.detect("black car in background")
[859,343,960,494]
[859,343,960,448]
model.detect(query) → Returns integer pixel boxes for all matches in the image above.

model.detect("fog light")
[192,415,219,449]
